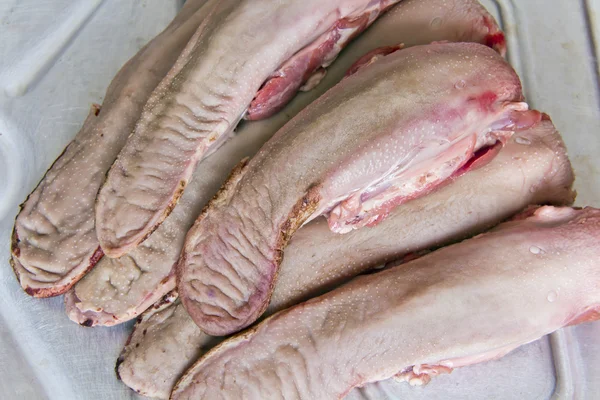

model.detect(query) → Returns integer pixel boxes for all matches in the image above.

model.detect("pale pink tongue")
[245,1,400,121]
[346,19,509,78]
[245,15,371,121]
[325,109,543,234]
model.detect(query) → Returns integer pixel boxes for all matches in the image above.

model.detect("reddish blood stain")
[485,32,506,51]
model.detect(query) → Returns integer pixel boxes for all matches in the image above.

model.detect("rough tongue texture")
[9,0,211,297]
[64,0,510,328]
[172,207,600,399]
[95,0,398,259]
[118,116,576,399]
[177,42,530,336]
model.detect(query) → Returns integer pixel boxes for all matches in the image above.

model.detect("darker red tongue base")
[455,141,504,178]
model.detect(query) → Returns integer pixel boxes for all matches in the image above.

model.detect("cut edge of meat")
[172,206,600,399]
[323,104,543,234]
[245,0,402,121]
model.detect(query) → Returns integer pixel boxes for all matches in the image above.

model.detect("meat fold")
[245,0,401,121]
[117,117,574,399]
[172,206,600,399]
[9,0,212,297]
[95,0,402,259]
[177,42,542,336]
[66,0,507,327]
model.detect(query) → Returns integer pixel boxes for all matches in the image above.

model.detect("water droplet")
[455,80,466,89]
[430,17,442,28]
[547,291,558,303]
[515,136,531,145]
[529,245,544,254]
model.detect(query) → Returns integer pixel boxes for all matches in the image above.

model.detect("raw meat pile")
[8,1,598,399]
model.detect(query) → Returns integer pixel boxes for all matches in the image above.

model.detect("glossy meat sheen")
[71,0,507,327]
[173,206,600,399]
[246,0,507,121]
[245,0,400,121]
[95,0,397,259]
[178,42,539,336]
[9,0,211,297]
[118,118,574,399]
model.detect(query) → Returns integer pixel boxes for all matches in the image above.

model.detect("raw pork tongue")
[67,0,509,327]
[177,42,542,336]
[117,117,574,399]
[95,0,402,259]
[172,206,600,399]
[10,0,212,297]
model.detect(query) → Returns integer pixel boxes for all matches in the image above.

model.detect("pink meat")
[9,0,212,297]
[177,42,541,336]
[95,0,402,260]
[247,0,508,121]
[118,115,574,398]
[246,0,399,121]
[172,206,600,399]
[65,0,508,329]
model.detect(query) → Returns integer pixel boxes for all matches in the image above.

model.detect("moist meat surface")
[172,206,600,399]
[177,42,540,336]
[67,0,509,327]
[118,117,574,398]
[95,0,401,259]
[10,0,212,297]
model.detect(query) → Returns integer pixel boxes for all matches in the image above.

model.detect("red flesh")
[354,107,541,232]
[246,4,399,121]
[482,15,507,56]
[248,7,507,122]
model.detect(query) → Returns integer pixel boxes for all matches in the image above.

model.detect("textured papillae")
[67,0,506,327]
[95,0,403,259]
[9,0,212,297]
[117,116,574,399]
[172,206,600,399]
[177,42,542,336]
